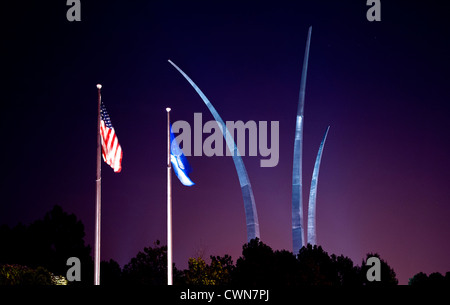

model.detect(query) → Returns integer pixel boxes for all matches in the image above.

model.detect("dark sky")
[2,1,450,284]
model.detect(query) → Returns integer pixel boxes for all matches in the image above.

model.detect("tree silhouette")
[233,238,316,286]
[0,207,415,286]
[232,238,279,285]
[408,271,428,286]
[428,272,446,286]
[0,205,93,285]
[100,259,122,285]
[409,271,450,286]
[273,249,301,285]
[185,255,234,285]
[0,223,27,265]
[185,257,210,285]
[230,240,401,286]
[0,264,54,285]
[122,240,183,285]
[27,205,92,277]
[297,244,339,285]
[331,254,361,286]
[210,255,234,285]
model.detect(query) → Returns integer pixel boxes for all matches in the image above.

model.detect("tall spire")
[307,126,330,246]
[292,26,312,254]
[168,60,260,241]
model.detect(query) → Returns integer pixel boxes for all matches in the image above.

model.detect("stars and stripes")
[100,103,123,172]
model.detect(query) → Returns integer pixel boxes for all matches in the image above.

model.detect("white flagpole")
[166,107,173,285]
[94,84,102,285]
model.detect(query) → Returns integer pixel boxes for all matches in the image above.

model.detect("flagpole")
[166,107,173,285]
[94,84,102,285]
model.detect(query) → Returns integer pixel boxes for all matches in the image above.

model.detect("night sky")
[2,1,450,285]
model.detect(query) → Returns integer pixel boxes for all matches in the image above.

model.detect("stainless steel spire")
[292,26,312,253]
[168,60,260,241]
[307,126,330,246]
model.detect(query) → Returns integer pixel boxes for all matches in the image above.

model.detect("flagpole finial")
[97,84,102,89]
[166,107,171,112]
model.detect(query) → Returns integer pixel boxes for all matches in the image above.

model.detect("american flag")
[100,103,123,173]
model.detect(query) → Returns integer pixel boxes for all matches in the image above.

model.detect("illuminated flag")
[100,103,123,172]
[170,125,194,186]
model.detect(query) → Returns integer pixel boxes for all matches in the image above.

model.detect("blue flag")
[170,125,195,186]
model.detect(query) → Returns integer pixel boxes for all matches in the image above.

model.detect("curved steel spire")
[307,126,330,246]
[168,60,260,241]
[292,26,312,253]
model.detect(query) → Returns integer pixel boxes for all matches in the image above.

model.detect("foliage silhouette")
[185,255,234,285]
[232,238,280,285]
[4,207,448,286]
[0,264,54,285]
[0,206,92,283]
[409,271,450,286]
[122,240,183,285]
[296,244,339,285]
[330,253,361,286]
[100,259,122,285]
[231,240,398,286]
[0,205,122,285]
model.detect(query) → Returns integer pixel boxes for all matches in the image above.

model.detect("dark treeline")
[0,205,448,286]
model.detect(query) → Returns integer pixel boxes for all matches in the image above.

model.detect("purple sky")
[2,1,450,284]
